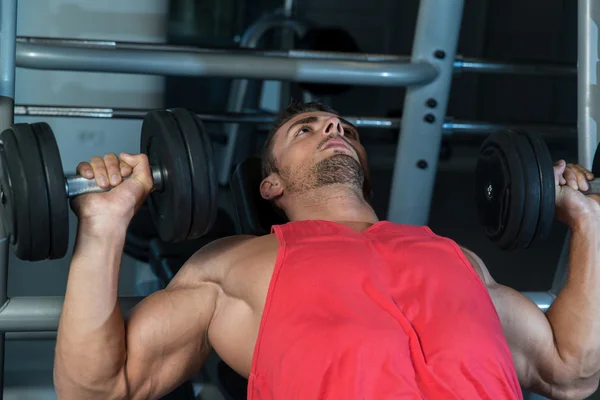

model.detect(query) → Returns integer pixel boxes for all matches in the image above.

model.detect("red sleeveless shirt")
[248,220,522,399]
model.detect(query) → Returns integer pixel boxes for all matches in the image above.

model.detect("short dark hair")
[261,101,339,178]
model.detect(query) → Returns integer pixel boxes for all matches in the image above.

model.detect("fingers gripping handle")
[65,166,164,197]
[582,178,600,196]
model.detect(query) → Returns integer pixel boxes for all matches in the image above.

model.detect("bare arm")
[54,223,228,400]
[463,226,600,400]
[120,252,219,399]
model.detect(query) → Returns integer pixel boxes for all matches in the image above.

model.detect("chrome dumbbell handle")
[64,165,164,197]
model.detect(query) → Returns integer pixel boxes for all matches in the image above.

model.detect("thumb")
[554,160,567,186]
[120,153,153,191]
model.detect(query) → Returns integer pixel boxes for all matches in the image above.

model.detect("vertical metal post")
[577,0,600,169]
[387,0,464,225]
[0,1,16,398]
[0,1,16,130]
[279,0,296,110]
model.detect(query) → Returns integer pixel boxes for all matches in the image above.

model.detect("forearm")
[546,219,600,377]
[55,222,129,397]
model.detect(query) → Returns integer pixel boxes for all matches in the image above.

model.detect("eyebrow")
[286,115,358,136]
[287,116,319,136]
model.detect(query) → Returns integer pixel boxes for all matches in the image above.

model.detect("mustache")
[318,135,354,151]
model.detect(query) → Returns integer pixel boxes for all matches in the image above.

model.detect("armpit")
[459,246,497,287]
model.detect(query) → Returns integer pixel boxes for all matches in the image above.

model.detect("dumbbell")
[0,108,218,261]
[475,128,600,250]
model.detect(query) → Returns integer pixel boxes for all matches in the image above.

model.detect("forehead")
[273,111,340,146]
[278,111,338,133]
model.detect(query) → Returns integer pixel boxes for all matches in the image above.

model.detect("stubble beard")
[282,153,365,196]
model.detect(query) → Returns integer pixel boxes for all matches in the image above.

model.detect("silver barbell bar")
[16,36,577,77]
[13,105,577,139]
[16,42,438,87]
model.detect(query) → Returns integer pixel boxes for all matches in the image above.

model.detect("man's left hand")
[554,160,600,228]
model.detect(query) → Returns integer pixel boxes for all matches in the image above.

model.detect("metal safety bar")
[12,105,577,139]
[442,119,577,138]
[521,292,555,312]
[16,42,438,87]
[0,297,142,332]
[0,292,548,334]
[5,332,56,341]
[16,37,577,77]
[453,57,576,77]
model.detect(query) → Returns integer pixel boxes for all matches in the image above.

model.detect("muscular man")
[54,102,600,400]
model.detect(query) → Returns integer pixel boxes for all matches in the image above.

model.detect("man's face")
[262,111,370,200]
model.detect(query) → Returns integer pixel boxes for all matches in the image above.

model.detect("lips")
[322,138,351,151]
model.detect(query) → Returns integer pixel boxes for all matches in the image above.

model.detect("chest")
[247,234,510,376]
[257,235,496,333]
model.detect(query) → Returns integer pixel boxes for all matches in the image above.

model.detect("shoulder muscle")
[168,235,258,288]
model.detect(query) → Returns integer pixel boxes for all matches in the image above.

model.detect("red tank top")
[248,220,522,399]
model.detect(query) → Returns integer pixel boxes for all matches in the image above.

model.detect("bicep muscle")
[460,247,581,397]
[121,251,222,399]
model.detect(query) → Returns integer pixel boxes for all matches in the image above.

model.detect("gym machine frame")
[0,0,590,396]
[11,105,577,139]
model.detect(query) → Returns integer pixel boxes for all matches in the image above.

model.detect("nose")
[323,116,343,137]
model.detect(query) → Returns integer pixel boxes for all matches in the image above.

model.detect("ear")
[260,174,284,201]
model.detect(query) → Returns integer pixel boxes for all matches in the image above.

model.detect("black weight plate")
[170,108,217,238]
[475,131,526,250]
[593,141,600,177]
[0,130,17,244]
[508,130,540,250]
[32,123,69,259]
[13,124,52,261]
[1,130,30,258]
[2,125,49,260]
[475,141,509,242]
[519,130,555,247]
[141,110,193,243]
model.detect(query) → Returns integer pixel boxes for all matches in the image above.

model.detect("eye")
[296,126,311,136]
[345,128,358,140]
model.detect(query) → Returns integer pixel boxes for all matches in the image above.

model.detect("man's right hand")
[70,152,154,229]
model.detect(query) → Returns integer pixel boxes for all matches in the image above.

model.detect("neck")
[283,185,379,225]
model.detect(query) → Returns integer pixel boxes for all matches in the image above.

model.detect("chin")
[322,150,358,162]
[314,153,364,188]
